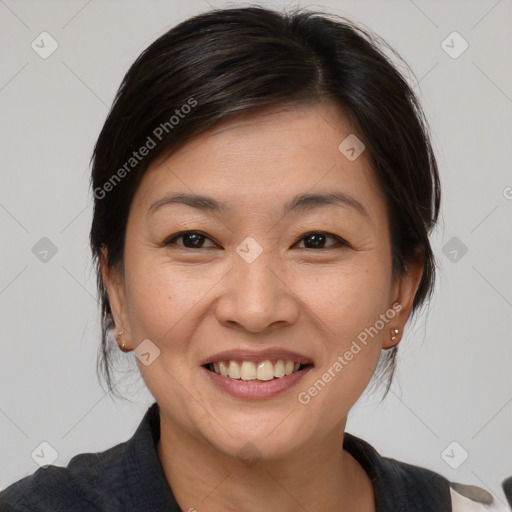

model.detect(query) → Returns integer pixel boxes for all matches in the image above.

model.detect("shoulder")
[384,455,510,511]
[0,403,176,512]
[0,441,128,512]
[386,456,509,511]
[343,432,511,512]
[385,457,511,511]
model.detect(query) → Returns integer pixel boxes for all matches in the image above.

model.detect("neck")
[156,413,374,512]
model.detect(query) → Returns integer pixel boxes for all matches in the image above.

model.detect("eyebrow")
[147,191,369,218]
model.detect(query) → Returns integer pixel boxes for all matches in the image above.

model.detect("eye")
[163,231,217,249]
[295,231,348,250]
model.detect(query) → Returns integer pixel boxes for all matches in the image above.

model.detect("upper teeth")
[211,360,301,381]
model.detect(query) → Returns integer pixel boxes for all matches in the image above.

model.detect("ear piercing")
[391,328,399,341]
[116,330,129,352]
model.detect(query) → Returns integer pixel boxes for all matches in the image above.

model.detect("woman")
[1,6,509,512]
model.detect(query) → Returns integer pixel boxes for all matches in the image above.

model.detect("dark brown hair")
[89,6,440,401]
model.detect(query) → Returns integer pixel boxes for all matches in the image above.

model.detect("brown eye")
[164,231,217,249]
[296,232,348,249]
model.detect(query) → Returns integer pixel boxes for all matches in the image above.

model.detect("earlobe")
[99,247,132,350]
[384,248,425,349]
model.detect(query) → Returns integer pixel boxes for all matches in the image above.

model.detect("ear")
[99,246,132,349]
[383,247,425,349]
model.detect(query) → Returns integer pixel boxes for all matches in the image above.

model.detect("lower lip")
[202,366,313,399]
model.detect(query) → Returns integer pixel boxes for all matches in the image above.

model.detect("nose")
[214,250,299,334]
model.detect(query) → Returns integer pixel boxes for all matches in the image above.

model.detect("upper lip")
[200,348,314,366]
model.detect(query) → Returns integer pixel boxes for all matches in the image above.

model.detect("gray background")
[1,0,511,505]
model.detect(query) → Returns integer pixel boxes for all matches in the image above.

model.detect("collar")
[118,401,179,510]
[343,431,452,511]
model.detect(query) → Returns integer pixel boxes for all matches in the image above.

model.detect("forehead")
[132,103,387,225]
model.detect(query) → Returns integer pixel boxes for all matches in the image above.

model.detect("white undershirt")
[450,487,510,512]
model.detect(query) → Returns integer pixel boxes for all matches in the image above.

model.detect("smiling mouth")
[203,360,313,381]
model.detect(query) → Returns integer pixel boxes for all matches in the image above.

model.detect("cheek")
[295,272,389,424]
[122,254,187,342]
[123,251,229,348]
[293,258,391,403]
[297,258,392,337]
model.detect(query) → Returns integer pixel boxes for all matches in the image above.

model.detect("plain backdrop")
[1,0,511,505]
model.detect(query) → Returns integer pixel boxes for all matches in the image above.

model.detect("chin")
[194,408,316,463]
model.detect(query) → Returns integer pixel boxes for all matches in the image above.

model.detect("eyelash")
[162,230,349,251]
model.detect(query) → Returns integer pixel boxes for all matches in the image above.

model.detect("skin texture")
[101,102,424,511]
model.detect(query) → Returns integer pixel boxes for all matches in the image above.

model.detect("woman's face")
[104,102,421,460]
